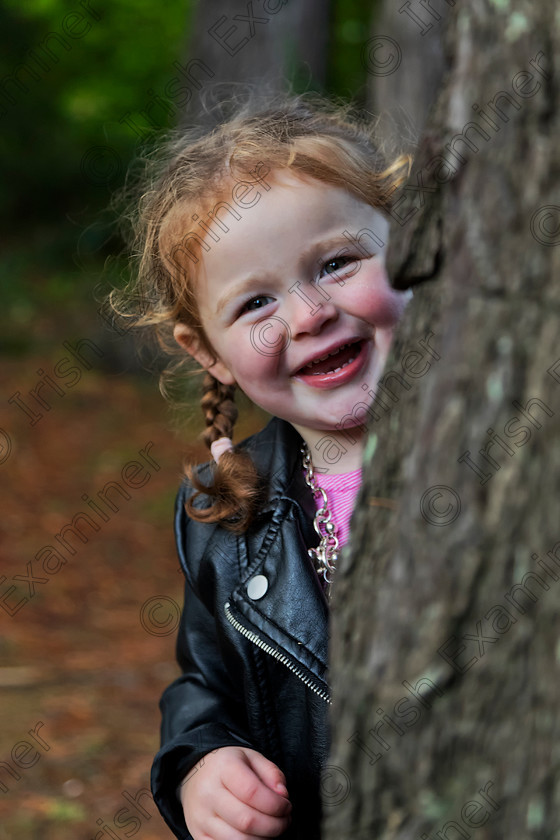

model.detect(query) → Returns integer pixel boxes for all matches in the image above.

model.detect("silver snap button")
[247,574,268,600]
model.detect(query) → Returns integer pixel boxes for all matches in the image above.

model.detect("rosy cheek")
[367,286,409,327]
[357,260,411,326]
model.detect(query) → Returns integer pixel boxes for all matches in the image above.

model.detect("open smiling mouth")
[297,340,364,375]
[293,339,369,387]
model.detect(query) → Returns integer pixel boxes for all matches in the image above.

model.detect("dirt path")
[0,353,266,839]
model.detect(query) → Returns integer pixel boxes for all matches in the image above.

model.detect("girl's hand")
[179,746,292,839]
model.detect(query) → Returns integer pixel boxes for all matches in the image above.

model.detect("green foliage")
[0,0,191,233]
[0,0,193,342]
[327,0,380,104]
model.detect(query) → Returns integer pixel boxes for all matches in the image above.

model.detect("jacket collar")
[231,417,330,692]
[238,416,318,523]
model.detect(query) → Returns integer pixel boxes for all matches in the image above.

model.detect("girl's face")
[174,170,410,470]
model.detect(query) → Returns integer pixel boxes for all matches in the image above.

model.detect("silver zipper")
[224,601,331,704]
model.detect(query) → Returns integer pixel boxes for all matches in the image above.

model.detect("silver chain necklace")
[301,443,339,602]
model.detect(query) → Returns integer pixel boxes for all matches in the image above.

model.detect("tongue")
[302,342,359,375]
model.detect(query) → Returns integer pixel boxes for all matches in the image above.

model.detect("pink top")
[306,466,363,548]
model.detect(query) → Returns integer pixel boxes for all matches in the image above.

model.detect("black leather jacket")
[151,416,331,839]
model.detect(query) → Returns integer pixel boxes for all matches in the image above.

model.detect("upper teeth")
[310,342,354,365]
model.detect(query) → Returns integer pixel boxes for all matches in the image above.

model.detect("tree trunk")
[179,0,330,126]
[324,3,560,839]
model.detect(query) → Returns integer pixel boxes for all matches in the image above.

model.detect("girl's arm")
[151,483,257,839]
[152,474,293,840]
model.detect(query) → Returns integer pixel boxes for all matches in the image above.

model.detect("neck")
[294,423,367,474]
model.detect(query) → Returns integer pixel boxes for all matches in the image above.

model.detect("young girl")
[117,91,411,840]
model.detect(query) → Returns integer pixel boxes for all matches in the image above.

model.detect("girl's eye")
[321,255,358,278]
[239,295,273,315]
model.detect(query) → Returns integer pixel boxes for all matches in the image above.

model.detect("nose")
[287,284,339,338]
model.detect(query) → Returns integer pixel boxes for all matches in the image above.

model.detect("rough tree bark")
[179,0,330,126]
[324,3,560,839]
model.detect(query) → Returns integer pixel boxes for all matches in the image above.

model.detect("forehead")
[201,169,388,252]
[162,167,385,239]
[162,169,389,307]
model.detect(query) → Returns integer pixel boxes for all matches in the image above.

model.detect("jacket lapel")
[227,417,330,690]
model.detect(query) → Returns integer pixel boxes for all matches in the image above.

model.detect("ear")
[173,322,236,386]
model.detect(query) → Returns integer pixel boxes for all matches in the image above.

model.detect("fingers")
[223,750,291,815]
[242,749,289,796]
[181,747,292,840]
[211,786,291,838]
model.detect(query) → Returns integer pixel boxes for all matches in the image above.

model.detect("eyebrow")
[214,233,360,317]
[216,272,277,317]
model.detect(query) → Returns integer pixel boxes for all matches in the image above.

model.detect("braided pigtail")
[183,373,266,534]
